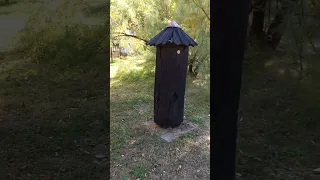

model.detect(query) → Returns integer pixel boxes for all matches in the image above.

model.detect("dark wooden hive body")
[147,21,197,128]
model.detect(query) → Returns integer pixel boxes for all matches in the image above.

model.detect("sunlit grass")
[110,54,210,179]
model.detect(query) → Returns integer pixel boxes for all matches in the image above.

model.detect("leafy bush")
[11,0,108,65]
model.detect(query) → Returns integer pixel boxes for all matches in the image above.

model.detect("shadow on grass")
[0,1,18,7]
[237,51,320,180]
[0,50,109,179]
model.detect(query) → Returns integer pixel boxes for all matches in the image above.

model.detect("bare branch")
[113,33,148,43]
[192,0,210,21]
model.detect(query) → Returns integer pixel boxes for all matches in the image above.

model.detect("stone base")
[144,120,198,142]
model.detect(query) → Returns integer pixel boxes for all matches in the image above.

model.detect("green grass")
[0,53,109,179]
[237,51,320,180]
[110,52,320,180]
[182,132,197,139]
[110,56,210,179]
[0,2,109,178]
[131,166,148,179]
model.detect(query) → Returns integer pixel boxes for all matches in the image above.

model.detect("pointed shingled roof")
[147,21,198,47]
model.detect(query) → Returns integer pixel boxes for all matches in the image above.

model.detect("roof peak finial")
[167,20,181,28]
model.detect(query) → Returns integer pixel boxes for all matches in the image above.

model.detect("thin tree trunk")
[298,0,305,80]
[251,11,265,36]
[267,0,298,49]
[110,47,113,62]
[306,33,317,53]
[267,0,271,30]
[192,0,210,21]
[299,52,303,79]
[188,64,193,74]
[251,0,267,35]
[266,8,287,49]
[188,53,198,76]
[250,0,267,46]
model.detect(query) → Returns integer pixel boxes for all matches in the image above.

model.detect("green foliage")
[111,0,210,77]
[11,0,108,65]
[131,166,148,179]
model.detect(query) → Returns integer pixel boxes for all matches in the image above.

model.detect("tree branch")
[113,33,148,43]
[192,0,210,21]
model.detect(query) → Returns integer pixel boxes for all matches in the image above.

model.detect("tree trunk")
[267,0,297,49]
[250,0,267,47]
[250,0,267,36]
[188,54,198,77]
[188,64,193,74]
[266,8,287,49]
[211,0,250,179]
[110,47,113,62]
[251,11,265,36]
[188,63,199,77]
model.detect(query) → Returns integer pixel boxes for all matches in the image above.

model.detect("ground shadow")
[237,50,320,179]
[0,47,109,179]
[0,1,18,7]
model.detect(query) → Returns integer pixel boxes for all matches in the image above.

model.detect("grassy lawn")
[237,52,320,180]
[110,56,210,179]
[0,1,109,179]
[110,52,320,180]
[0,53,109,180]
[1,1,319,180]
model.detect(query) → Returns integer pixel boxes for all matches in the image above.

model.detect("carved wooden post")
[147,21,197,128]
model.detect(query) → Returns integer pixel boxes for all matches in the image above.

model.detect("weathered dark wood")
[147,21,197,129]
[211,0,250,179]
[154,44,189,128]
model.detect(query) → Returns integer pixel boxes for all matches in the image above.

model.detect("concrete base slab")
[144,120,198,142]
